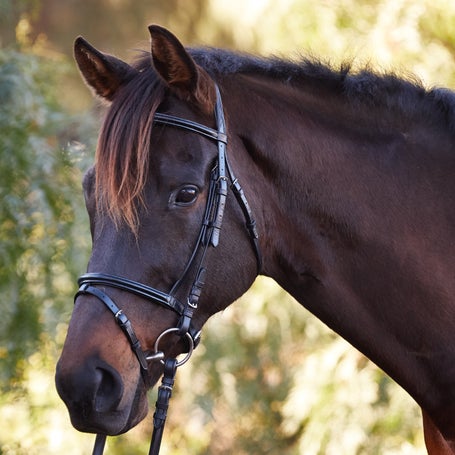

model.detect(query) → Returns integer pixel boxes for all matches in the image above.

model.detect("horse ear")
[148,25,214,110]
[74,36,135,102]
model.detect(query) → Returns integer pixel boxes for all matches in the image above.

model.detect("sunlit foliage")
[0,48,90,387]
[1,0,454,453]
[0,19,94,453]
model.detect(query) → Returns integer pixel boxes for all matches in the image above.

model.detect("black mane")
[188,47,455,134]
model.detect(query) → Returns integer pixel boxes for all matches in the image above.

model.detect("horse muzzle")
[55,354,149,435]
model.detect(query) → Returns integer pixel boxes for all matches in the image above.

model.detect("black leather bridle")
[75,85,261,455]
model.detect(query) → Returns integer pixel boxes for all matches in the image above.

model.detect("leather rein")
[75,85,261,455]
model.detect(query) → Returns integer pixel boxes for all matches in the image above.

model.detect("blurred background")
[1,0,455,453]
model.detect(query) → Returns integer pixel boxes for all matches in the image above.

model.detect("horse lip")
[68,404,148,436]
[69,410,128,435]
[61,377,150,436]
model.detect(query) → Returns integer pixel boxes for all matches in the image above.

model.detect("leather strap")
[78,273,185,315]
[148,358,178,455]
[154,113,227,144]
[76,284,149,370]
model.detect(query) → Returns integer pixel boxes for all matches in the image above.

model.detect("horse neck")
[222,74,455,429]
[223,75,455,285]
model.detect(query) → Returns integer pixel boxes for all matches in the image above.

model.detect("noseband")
[75,85,261,454]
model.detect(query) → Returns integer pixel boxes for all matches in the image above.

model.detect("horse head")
[55,25,260,435]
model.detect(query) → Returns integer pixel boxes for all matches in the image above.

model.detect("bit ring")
[152,327,194,367]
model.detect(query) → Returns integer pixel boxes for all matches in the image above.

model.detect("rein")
[75,85,261,455]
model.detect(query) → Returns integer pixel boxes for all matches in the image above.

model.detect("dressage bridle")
[75,85,261,455]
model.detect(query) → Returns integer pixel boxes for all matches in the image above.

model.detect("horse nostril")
[94,365,124,413]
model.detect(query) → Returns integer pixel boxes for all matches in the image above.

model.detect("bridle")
[75,85,261,455]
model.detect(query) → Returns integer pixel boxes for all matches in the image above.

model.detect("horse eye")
[174,186,199,205]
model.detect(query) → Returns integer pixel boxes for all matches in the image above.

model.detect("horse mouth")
[59,376,148,436]
[55,356,164,436]
[64,379,149,435]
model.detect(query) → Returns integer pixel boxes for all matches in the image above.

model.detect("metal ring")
[153,327,194,367]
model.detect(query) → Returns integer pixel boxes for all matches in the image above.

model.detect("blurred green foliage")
[0,47,92,388]
[1,0,455,454]
[0,7,95,451]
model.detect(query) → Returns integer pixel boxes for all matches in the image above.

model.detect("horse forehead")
[148,95,218,162]
[151,126,217,173]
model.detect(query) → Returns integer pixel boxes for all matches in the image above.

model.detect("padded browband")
[154,113,227,144]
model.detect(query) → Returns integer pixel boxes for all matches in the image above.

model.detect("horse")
[55,25,455,454]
